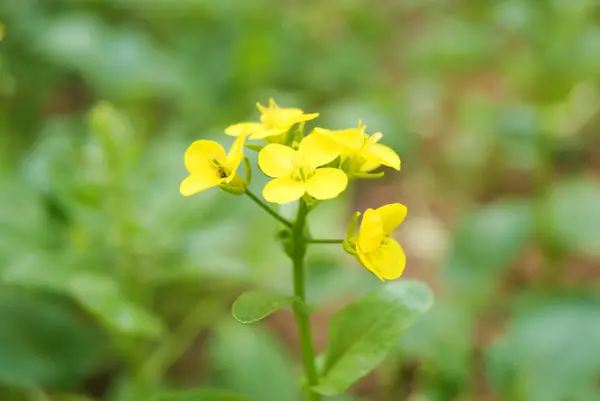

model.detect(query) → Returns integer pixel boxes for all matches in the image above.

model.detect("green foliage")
[156,389,257,401]
[68,273,165,339]
[209,322,299,401]
[547,178,600,257]
[316,281,434,395]
[400,301,474,396]
[1,0,599,400]
[0,292,105,388]
[443,200,533,308]
[232,290,293,324]
[487,297,600,401]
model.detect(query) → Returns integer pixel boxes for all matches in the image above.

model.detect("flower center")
[210,158,230,179]
[291,157,315,182]
[342,153,369,172]
[262,110,283,129]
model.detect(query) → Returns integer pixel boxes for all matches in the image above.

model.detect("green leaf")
[88,101,135,164]
[232,290,292,324]
[315,280,434,396]
[0,292,104,388]
[1,252,78,292]
[67,273,164,339]
[50,394,96,401]
[443,200,532,307]
[486,297,600,401]
[547,178,600,257]
[209,322,299,401]
[399,301,474,392]
[156,389,257,401]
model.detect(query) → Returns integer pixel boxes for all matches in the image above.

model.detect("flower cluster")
[180,99,408,280]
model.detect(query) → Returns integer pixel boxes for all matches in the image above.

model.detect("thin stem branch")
[245,189,293,228]
[291,202,322,401]
[142,301,221,379]
[534,129,564,285]
[307,238,344,244]
[28,389,50,401]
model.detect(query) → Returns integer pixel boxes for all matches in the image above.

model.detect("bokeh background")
[1,1,600,400]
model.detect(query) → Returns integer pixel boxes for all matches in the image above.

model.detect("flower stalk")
[307,239,344,244]
[245,189,293,228]
[290,201,321,401]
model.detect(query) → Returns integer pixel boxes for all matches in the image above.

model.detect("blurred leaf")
[400,301,473,387]
[443,200,533,307]
[315,280,434,396]
[88,101,136,168]
[232,290,292,324]
[0,292,104,388]
[156,389,256,401]
[50,394,96,401]
[547,178,600,257]
[1,252,77,292]
[67,273,164,339]
[0,176,46,267]
[209,321,299,401]
[486,298,600,401]
[493,105,540,170]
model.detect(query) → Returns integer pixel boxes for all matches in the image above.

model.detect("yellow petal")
[258,144,296,178]
[225,122,262,137]
[305,168,348,200]
[365,143,401,170]
[180,174,221,196]
[299,133,342,168]
[184,140,227,174]
[263,108,303,127]
[314,127,364,152]
[376,203,408,235]
[263,177,306,204]
[358,159,382,173]
[336,129,365,151]
[227,135,246,170]
[365,238,406,280]
[249,127,288,139]
[258,101,318,130]
[357,208,385,253]
[356,246,384,281]
[295,112,319,123]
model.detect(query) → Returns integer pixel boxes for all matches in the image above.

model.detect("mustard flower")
[313,121,400,174]
[224,122,263,138]
[346,203,407,281]
[258,134,347,204]
[180,136,245,196]
[225,99,319,141]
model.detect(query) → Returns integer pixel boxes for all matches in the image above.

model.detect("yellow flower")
[226,99,319,141]
[224,122,263,138]
[258,134,347,204]
[348,204,407,281]
[180,136,245,196]
[313,121,400,173]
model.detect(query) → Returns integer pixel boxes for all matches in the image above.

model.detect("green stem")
[534,131,563,285]
[28,389,50,401]
[141,300,221,380]
[291,201,322,401]
[307,239,344,244]
[245,189,293,228]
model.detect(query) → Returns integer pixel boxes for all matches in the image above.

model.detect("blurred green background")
[1,1,600,400]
